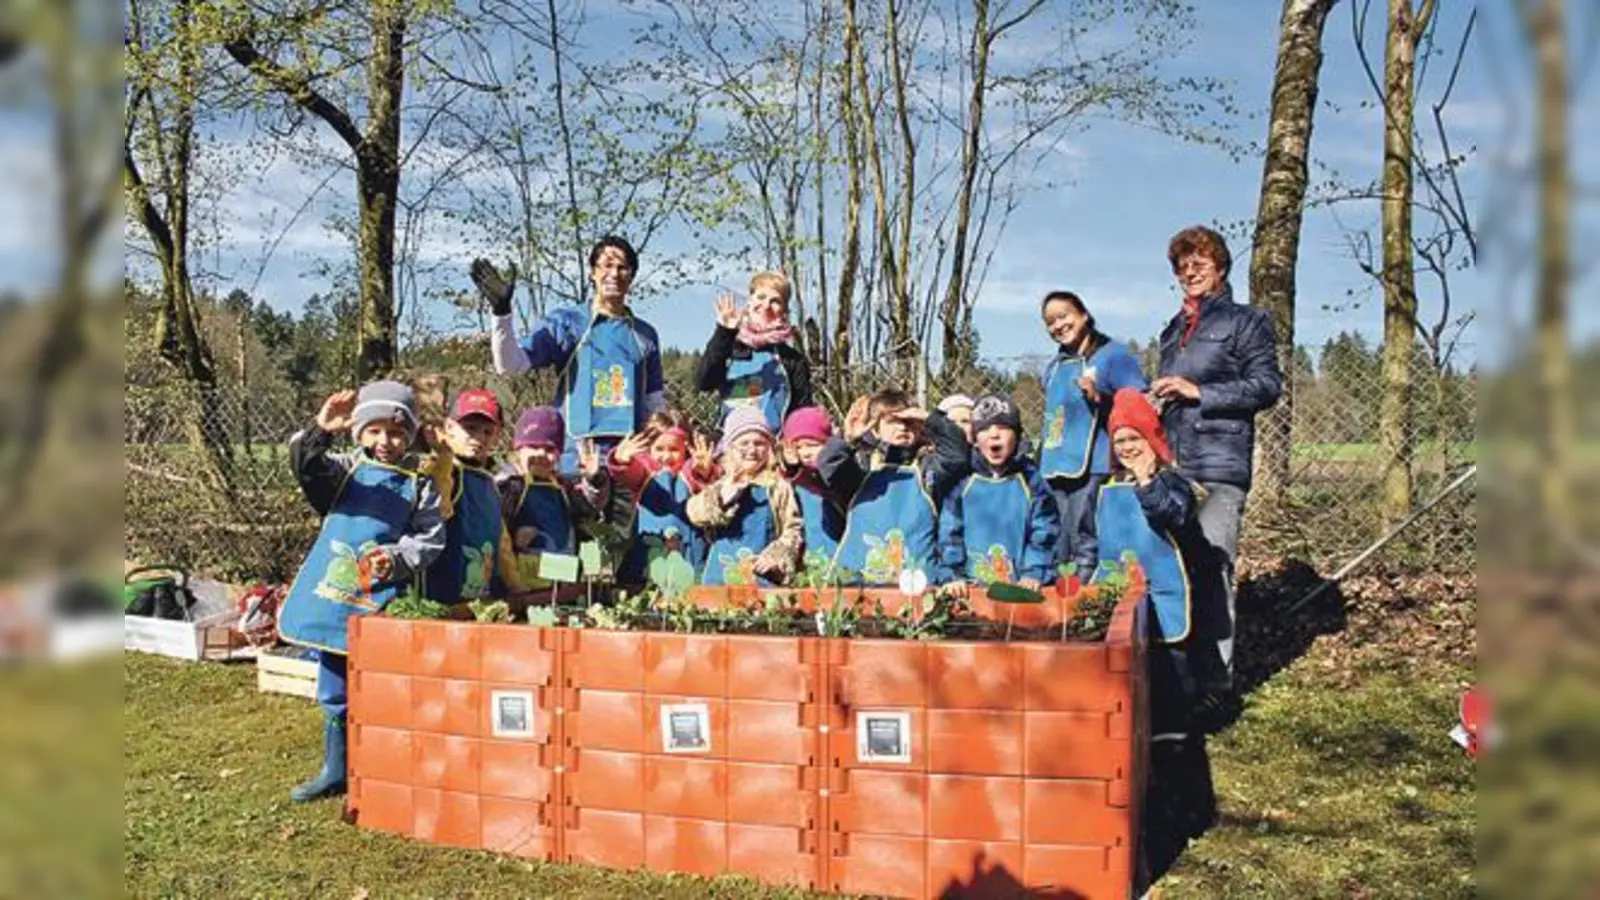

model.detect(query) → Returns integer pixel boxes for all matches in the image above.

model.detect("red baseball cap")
[450,388,503,424]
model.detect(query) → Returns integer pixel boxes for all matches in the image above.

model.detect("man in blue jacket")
[1150,225,1283,700]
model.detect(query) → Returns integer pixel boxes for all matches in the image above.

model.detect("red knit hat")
[780,406,834,444]
[1107,388,1172,465]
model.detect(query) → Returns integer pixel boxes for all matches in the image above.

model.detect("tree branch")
[222,31,364,151]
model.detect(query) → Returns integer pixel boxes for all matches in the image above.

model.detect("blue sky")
[13,2,1597,368]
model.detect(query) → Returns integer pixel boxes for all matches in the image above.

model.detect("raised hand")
[613,430,654,465]
[470,258,518,317]
[843,396,872,442]
[690,432,717,476]
[577,439,602,478]
[714,292,743,330]
[316,388,358,433]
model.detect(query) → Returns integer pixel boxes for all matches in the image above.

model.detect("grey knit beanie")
[351,379,419,439]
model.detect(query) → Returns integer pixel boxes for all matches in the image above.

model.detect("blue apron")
[722,347,789,431]
[1094,480,1190,644]
[793,477,845,574]
[620,467,706,584]
[701,483,778,587]
[564,316,646,442]
[1039,355,1098,479]
[958,473,1032,585]
[279,459,419,655]
[428,462,505,604]
[511,479,576,554]
[832,460,937,586]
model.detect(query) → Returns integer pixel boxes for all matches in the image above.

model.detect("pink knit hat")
[780,406,834,444]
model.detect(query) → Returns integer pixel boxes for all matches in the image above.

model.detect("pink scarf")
[738,316,795,350]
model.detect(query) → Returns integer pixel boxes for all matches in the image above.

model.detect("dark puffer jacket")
[1156,284,1283,490]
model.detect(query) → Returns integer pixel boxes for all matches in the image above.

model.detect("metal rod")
[1286,464,1478,617]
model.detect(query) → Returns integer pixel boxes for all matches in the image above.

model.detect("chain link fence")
[125,349,1476,583]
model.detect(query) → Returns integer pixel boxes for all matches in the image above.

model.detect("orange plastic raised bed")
[345,589,1147,899]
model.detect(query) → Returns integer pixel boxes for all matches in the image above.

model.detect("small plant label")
[578,541,604,577]
[856,710,912,764]
[538,553,581,583]
[490,689,537,739]
[659,702,711,754]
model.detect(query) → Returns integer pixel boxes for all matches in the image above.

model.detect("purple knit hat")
[717,405,774,455]
[513,407,565,450]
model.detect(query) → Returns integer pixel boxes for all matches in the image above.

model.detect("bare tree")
[1250,0,1341,507]
[221,0,416,377]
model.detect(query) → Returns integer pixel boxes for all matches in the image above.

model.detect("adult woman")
[472,236,666,473]
[1036,290,1147,571]
[694,270,813,431]
[1151,225,1283,697]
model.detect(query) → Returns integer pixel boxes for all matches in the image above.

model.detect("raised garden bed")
[344,580,1148,899]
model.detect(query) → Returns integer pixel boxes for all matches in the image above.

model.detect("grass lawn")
[125,630,1474,898]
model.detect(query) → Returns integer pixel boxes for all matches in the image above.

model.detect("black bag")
[124,566,199,621]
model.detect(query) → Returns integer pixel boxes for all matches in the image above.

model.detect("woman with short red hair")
[1150,225,1283,710]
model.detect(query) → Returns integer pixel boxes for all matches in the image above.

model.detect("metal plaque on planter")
[659,702,711,754]
[490,689,537,739]
[856,710,912,764]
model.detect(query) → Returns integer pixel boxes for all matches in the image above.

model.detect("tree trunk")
[885,0,917,372]
[1377,0,1425,528]
[1248,0,1338,508]
[1526,0,1571,530]
[357,4,405,377]
[835,0,866,389]
[938,0,991,378]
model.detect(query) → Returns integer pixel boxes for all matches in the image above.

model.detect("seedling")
[387,589,450,620]
[468,599,512,623]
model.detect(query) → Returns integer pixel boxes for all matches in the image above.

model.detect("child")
[1037,290,1148,571]
[423,389,523,603]
[936,394,976,442]
[1092,389,1225,743]
[818,388,969,586]
[278,381,445,802]
[497,407,610,582]
[609,410,718,585]
[687,407,804,585]
[779,406,846,575]
[695,271,814,431]
[935,395,1060,591]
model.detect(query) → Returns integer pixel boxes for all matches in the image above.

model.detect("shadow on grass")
[1139,556,1348,891]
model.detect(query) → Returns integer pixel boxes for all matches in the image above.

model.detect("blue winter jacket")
[1156,284,1283,489]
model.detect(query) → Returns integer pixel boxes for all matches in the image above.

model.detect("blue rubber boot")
[289,716,348,802]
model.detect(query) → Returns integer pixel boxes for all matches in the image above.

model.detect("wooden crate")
[258,648,319,699]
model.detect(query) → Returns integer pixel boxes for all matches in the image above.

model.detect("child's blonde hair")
[748,271,791,306]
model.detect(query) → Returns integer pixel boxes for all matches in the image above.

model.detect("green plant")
[385,589,449,620]
[526,605,558,628]
[1060,585,1120,641]
[745,591,801,636]
[467,599,511,623]
[816,592,860,638]
[875,585,969,641]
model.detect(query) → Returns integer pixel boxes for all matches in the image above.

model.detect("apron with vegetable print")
[279,459,419,654]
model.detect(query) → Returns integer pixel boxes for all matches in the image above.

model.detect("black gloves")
[470,258,517,317]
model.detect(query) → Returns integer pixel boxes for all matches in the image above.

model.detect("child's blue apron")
[957,472,1032,585]
[428,462,505,603]
[279,459,419,655]
[832,461,937,586]
[512,478,576,555]
[620,467,706,583]
[793,478,845,573]
[1094,480,1190,643]
[701,483,777,587]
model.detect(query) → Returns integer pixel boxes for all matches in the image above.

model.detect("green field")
[122,630,1474,898]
